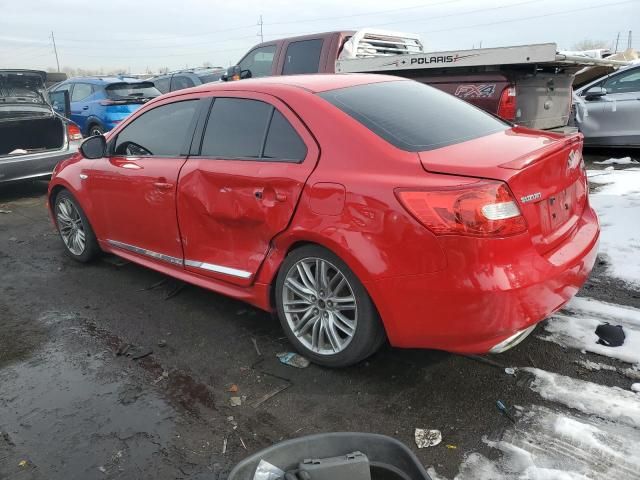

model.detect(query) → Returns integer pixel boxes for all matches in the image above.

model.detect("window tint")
[71,83,93,101]
[238,45,276,78]
[114,100,198,157]
[201,98,272,158]
[171,75,196,91]
[282,39,323,75]
[319,81,508,152]
[153,77,170,94]
[106,82,160,99]
[263,110,307,161]
[604,68,640,94]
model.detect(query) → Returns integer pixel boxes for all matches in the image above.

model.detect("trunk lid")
[418,127,587,253]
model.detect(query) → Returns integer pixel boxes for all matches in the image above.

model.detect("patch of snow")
[428,405,640,479]
[525,368,640,429]
[632,383,640,393]
[543,297,640,365]
[593,157,638,165]
[587,168,640,286]
[574,359,617,371]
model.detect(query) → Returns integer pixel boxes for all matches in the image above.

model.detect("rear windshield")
[319,80,508,151]
[106,82,161,99]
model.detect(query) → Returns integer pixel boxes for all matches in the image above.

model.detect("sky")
[0,0,638,73]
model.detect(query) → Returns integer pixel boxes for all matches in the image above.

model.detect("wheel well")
[49,185,67,214]
[267,241,317,311]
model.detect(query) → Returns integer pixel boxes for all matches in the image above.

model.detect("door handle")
[275,192,287,202]
[153,182,173,190]
[82,106,89,110]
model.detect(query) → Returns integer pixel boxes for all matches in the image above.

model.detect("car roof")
[164,73,406,98]
[67,76,151,85]
[151,68,225,80]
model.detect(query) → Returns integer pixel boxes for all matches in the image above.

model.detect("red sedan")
[48,74,599,367]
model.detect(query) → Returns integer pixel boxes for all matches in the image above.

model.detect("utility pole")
[258,15,264,43]
[51,31,60,72]
[614,32,620,53]
[628,30,633,50]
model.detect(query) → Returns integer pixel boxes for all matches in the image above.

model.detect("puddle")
[0,345,178,478]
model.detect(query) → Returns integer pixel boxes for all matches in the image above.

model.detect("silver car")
[574,64,640,147]
[0,70,82,184]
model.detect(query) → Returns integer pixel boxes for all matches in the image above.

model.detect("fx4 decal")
[455,84,497,99]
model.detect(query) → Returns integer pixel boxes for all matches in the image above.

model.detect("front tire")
[54,190,100,262]
[275,245,386,368]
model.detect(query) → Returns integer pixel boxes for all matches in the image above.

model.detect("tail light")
[396,181,527,237]
[67,123,83,141]
[497,86,517,122]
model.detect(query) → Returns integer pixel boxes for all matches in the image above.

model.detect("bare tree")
[572,39,610,51]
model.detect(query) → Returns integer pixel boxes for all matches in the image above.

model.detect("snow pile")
[524,368,640,429]
[543,297,640,365]
[593,157,638,165]
[587,168,640,286]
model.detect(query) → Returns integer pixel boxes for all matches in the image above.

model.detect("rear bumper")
[0,142,79,183]
[367,206,599,354]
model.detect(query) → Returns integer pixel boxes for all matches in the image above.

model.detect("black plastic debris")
[595,323,625,347]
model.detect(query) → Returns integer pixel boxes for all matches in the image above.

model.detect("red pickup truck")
[226,30,605,131]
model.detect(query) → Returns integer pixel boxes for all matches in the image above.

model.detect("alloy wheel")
[56,198,86,256]
[282,257,358,355]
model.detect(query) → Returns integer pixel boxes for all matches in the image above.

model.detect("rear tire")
[88,124,104,137]
[54,190,100,263]
[275,245,386,368]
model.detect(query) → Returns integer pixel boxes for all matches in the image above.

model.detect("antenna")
[51,31,60,72]
[258,15,264,43]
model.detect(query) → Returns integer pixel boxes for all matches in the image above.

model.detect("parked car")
[0,69,82,184]
[574,64,640,147]
[48,76,161,137]
[48,74,599,367]
[150,68,225,94]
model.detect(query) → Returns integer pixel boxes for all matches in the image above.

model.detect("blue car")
[48,76,161,136]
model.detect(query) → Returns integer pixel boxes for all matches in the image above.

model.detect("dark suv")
[150,68,225,94]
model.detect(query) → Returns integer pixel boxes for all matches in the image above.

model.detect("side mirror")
[584,86,607,101]
[80,135,106,159]
[49,90,71,118]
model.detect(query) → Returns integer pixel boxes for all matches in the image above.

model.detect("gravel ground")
[0,150,638,479]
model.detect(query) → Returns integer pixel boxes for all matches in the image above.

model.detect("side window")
[171,75,195,91]
[154,77,171,94]
[200,98,306,162]
[604,69,640,94]
[201,98,272,158]
[71,83,93,101]
[113,100,198,157]
[237,45,276,78]
[263,110,307,161]
[282,39,324,75]
[51,82,70,92]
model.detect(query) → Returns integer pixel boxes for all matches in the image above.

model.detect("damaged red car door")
[177,93,319,286]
